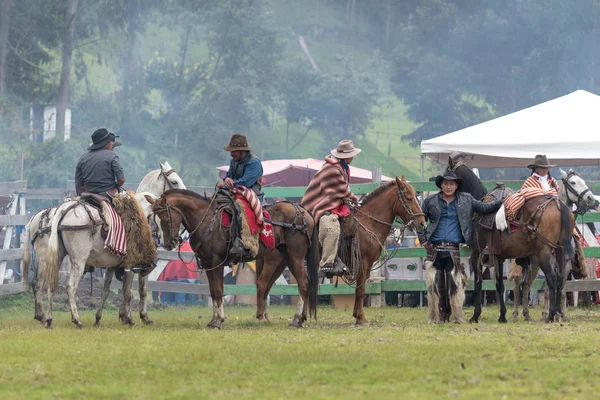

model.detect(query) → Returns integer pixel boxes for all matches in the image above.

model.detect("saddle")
[80,192,111,207]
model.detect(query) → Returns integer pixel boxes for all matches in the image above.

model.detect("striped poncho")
[301,156,357,222]
[503,175,559,221]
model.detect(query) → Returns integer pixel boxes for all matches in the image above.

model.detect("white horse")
[510,168,596,321]
[24,161,185,328]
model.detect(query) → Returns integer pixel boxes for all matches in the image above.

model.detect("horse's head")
[393,176,427,234]
[145,194,184,251]
[560,169,596,214]
[159,161,186,190]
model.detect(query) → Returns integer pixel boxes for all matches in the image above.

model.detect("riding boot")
[115,266,125,282]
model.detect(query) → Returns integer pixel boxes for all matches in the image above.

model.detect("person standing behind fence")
[419,170,502,324]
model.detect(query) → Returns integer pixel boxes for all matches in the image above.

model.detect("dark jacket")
[75,149,124,194]
[419,192,502,247]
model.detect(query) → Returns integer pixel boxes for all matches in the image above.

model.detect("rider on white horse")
[75,128,125,202]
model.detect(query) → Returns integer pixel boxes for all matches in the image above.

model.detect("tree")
[0,0,12,102]
[55,0,79,140]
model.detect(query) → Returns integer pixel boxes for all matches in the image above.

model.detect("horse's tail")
[559,201,574,261]
[22,218,33,292]
[46,204,67,292]
[306,215,320,320]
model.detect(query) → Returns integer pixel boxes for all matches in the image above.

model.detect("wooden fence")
[3,179,600,302]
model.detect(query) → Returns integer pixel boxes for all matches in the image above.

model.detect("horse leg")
[521,262,537,321]
[469,253,482,323]
[119,269,136,326]
[67,258,87,328]
[33,273,45,323]
[287,252,308,328]
[538,252,558,323]
[256,251,283,322]
[95,268,114,327]
[496,259,507,323]
[206,266,225,329]
[512,274,521,322]
[138,274,153,325]
[352,260,369,325]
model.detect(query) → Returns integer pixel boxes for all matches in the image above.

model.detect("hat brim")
[527,163,556,169]
[87,135,121,150]
[223,145,252,151]
[331,148,361,159]
[435,175,463,190]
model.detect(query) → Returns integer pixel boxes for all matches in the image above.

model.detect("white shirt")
[532,172,550,191]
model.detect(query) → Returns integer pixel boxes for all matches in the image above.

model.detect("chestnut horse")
[341,177,426,324]
[147,189,319,329]
[450,162,575,323]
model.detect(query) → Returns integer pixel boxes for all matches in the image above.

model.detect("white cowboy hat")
[330,140,361,159]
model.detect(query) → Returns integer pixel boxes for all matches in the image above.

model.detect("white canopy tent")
[420,90,600,169]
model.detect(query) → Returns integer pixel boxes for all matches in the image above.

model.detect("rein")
[160,168,177,193]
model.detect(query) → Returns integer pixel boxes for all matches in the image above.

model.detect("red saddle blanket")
[222,195,275,250]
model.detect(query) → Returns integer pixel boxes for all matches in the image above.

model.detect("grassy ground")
[2,293,600,399]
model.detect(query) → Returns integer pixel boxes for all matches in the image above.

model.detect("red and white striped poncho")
[503,175,560,221]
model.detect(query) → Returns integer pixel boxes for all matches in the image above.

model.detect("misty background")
[1,0,599,188]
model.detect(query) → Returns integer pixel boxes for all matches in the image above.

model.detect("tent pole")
[420,153,425,182]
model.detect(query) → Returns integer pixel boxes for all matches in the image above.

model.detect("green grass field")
[2,294,600,399]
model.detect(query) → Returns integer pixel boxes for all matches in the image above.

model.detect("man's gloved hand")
[422,241,433,251]
[225,177,235,190]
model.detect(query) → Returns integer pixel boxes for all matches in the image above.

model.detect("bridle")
[562,171,592,215]
[152,201,189,251]
[160,167,178,192]
[354,184,425,233]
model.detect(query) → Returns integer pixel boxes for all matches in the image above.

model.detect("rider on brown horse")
[522,154,559,195]
[301,140,360,277]
[216,134,264,259]
[75,128,124,202]
[420,170,502,323]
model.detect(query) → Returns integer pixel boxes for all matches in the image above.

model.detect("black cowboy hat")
[527,154,555,169]
[88,128,121,150]
[435,170,463,190]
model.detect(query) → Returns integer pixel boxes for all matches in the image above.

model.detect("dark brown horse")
[147,189,319,329]
[340,177,427,324]
[450,162,575,323]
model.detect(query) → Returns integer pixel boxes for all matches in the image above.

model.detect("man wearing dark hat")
[301,139,361,277]
[75,128,124,201]
[217,133,264,258]
[419,170,502,324]
[522,154,559,196]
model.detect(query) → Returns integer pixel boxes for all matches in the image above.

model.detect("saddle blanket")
[503,187,554,221]
[222,202,275,250]
[103,202,127,257]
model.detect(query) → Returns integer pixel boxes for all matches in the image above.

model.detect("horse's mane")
[163,188,209,202]
[361,181,395,206]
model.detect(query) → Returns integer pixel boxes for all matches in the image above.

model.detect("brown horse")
[338,177,427,324]
[147,189,319,329]
[451,163,575,323]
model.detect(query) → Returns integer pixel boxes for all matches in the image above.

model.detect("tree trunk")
[174,24,192,149]
[56,0,79,141]
[0,0,13,101]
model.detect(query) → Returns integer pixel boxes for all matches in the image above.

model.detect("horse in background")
[510,168,595,321]
[24,162,185,328]
[449,156,576,323]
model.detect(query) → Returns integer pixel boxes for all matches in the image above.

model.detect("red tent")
[157,242,198,281]
[217,158,391,187]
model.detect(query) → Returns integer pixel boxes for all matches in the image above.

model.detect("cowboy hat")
[527,154,555,169]
[88,128,121,150]
[223,133,252,152]
[330,140,361,159]
[435,170,463,191]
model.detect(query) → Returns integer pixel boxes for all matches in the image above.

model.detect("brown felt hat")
[527,154,555,169]
[223,133,252,152]
[330,140,361,159]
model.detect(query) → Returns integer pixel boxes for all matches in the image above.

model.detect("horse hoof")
[73,321,85,329]
[523,314,531,322]
[257,315,269,322]
[94,321,101,328]
[498,317,507,324]
[45,319,53,329]
[355,319,369,326]
[207,320,223,330]
[468,317,479,324]
[289,317,303,328]
[34,315,45,323]
[142,318,154,325]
